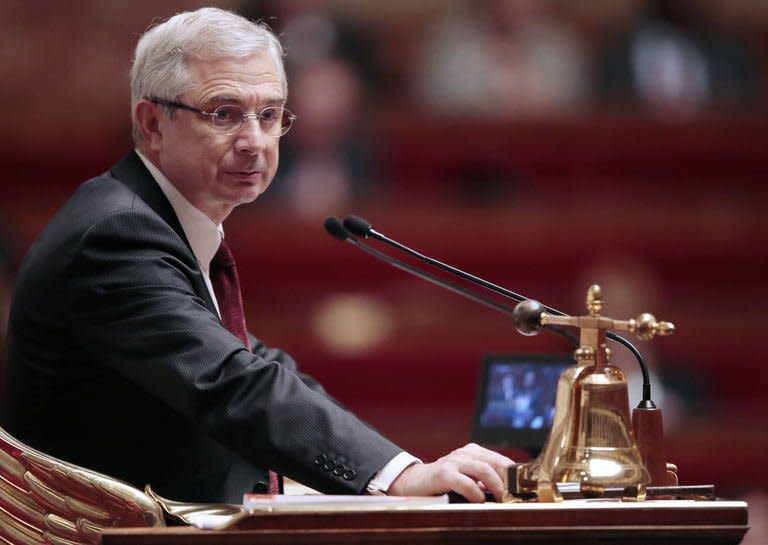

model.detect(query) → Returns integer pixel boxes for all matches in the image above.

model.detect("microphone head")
[324,216,349,241]
[343,215,372,238]
[513,299,545,336]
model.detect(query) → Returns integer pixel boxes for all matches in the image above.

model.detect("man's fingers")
[448,457,506,501]
[434,448,510,501]
[442,471,486,503]
[389,444,515,502]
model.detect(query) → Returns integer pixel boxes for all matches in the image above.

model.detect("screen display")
[471,354,573,452]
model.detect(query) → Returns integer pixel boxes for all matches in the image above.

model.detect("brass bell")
[507,285,674,502]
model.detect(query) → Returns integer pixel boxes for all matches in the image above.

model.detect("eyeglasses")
[150,98,296,136]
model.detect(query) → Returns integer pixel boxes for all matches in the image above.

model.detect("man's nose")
[234,117,268,154]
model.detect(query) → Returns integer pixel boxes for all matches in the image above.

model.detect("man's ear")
[134,100,163,151]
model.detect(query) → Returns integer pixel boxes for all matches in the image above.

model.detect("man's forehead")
[186,52,280,77]
[184,53,285,102]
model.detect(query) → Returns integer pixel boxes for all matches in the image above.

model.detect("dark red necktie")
[210,240,251,350]
[210,239,280,494]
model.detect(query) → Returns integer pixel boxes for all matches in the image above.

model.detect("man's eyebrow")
[206,95,240,105]
[204,95,287,108]
[262,96,287,107]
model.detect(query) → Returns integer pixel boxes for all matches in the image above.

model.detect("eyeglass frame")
[148,97,297,137]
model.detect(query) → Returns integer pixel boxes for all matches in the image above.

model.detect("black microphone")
[342,215,376,238]
[338,214,654,404]
[324,216,350,241]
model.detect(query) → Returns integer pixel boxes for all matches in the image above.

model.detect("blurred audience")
[3,0,765,151]
[266,56,378,218]
[593,0,760,117]
[241,0,382,94]
[413,0,590,118]
[240,0,381,217]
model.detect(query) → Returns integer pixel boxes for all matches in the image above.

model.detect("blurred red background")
[1,2,766,530]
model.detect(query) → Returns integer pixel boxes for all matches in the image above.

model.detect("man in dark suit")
[2,7,511,504]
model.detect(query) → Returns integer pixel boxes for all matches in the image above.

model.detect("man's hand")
[387,443,514,502]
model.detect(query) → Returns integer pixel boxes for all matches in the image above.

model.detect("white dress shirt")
[136,151,223,317]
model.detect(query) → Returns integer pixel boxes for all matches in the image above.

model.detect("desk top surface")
[100,499,750,545]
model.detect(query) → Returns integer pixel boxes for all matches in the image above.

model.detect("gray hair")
[130,7,286,142]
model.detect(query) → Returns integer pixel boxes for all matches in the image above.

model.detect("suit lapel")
[110,151,218,314]
[111,152,187,243]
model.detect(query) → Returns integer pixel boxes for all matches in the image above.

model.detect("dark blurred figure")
[240,0,381,218]
[594,0,759,117]
[241,0,381,93]
[271,57,378,217]
[414,0,589,118]
[0,233,17,337]
[0,230,19,422]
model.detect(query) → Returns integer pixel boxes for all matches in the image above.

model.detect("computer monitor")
[471,353,574,454]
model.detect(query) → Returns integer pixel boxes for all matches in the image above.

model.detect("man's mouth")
[228,169,262,177]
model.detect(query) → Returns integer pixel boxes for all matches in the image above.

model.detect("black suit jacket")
[2,152,401,503]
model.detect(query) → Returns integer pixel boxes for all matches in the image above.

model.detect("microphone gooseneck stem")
[373,228,553,311]
[611,335,652,405]
[337,215,653,403]
[361,237,579,346]
[348,238,517,317]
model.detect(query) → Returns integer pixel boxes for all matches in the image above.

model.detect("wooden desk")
[100,499,749,545]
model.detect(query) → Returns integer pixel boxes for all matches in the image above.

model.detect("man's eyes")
[213,106,240,121]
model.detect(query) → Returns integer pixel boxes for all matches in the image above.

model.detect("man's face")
[153,52,284,222]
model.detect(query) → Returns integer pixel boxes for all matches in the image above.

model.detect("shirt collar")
[135,150,223,273]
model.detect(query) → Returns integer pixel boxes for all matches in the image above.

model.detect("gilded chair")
[0,426,165,545]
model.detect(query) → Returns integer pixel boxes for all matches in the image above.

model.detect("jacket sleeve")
[66,205,402,494]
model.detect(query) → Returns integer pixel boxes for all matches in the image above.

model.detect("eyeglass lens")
[211,105,292,136]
